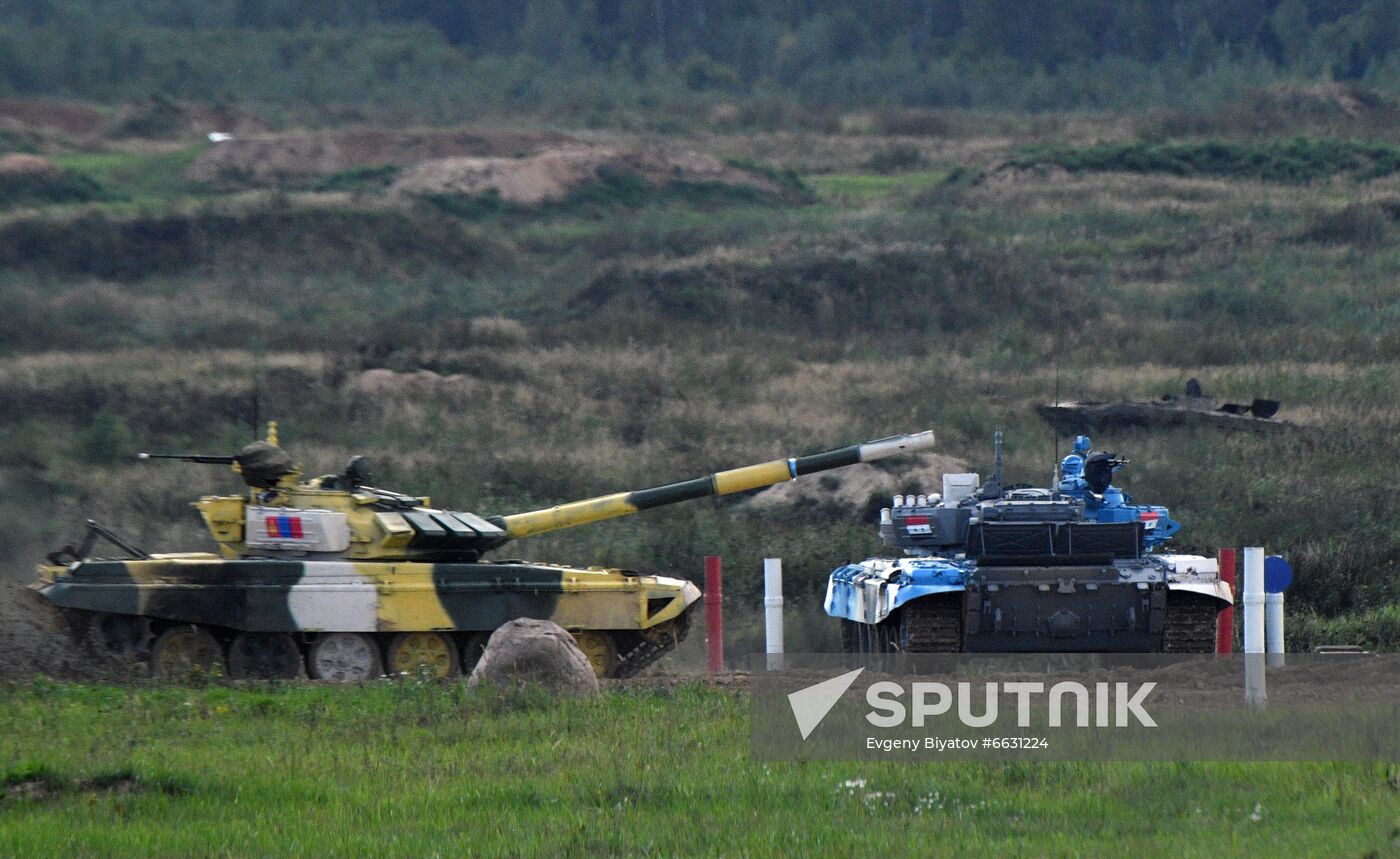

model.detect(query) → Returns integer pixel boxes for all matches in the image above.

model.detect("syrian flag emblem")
[904,515,932,535]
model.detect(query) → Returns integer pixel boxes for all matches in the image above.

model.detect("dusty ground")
[0,153,56,175]
[0,99,106,136]
[390,145,783,203]
[0,580,129,682]
[186,128,574,184]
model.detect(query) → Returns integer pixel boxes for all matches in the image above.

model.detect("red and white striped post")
[704,555,724,674]
[1216,547,1237,654]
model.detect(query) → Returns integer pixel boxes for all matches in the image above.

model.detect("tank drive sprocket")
[611,614,691,679]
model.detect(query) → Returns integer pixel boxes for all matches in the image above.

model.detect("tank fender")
[1157,553,1234,605]
[824,558,966,624]
[1166,581,1234,605]
[889,558,966,612]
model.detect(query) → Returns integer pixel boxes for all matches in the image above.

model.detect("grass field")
[1,680,1397,857]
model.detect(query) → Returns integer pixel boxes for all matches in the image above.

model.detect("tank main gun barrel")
[498,430,936,540]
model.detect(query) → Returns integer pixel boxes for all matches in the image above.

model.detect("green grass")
[51,146,210,205]
[0,681,1395,857]
[808,169,949,202]
[1289,604,1400,652]
[312,164,399,193]
[1006,138,1400,183]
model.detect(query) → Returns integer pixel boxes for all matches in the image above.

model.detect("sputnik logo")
[787,667,864,740]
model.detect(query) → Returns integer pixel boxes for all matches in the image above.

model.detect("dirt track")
[0,579,108,681]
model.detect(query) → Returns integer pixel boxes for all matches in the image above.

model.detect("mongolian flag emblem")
[266,515,304,539]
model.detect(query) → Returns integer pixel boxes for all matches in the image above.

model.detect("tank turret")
[141,425,937,562]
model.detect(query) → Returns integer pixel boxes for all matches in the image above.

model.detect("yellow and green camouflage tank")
[32,424,935,681]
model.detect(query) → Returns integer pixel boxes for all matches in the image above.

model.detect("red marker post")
[1217,547,1237,654]
[704,555,724,674]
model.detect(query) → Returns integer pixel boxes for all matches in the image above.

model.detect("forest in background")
[8,0,1400,117]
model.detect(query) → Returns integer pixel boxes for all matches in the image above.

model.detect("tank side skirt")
[43,560,302,631]
[37,561,141,617]
[430,563,565,632]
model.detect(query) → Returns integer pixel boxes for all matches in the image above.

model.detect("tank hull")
[33,556,699,678]
[961,574,1162,652]
[825,555,1231,654]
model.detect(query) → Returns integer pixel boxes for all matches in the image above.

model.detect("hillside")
[0,85,1398,657]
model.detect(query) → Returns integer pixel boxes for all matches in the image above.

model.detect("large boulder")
[467,618,599,697]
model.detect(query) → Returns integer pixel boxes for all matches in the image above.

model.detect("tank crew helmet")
[1072,435,1091,455]
[1060,454,1085,479]
[234,441,296,489]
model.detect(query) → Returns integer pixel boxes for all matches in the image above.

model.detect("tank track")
[898,594,964,653]
[70,609,693,681]
[613,613,690,679]
[1160,593,1221,653]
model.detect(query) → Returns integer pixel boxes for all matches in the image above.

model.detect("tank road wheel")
[87,613,154,662]
[571,631,619,678]
[151,626,225,682]
[386,632,460,680]
[228,632,306,680]
[308,633,383,682]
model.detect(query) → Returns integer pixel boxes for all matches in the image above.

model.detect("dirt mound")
[108,97,268,141]
[0,153,56,175]
[0,99,106,136]
[390,145,781,204]
[747,452,970,511]
[187,128,574,185]
[0,580,129,682]
[1247,82,1388,119]
[348,368,477,397]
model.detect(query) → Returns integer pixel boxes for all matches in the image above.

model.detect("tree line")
[4,0,1400,113]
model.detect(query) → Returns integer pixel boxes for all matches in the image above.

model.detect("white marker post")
[1243,547,1267,710]
[1266,591,1285,669]
[764,558,784,670]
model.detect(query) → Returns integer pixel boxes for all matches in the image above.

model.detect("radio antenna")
[251,338,266,442]
[1052,355,1061,490]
